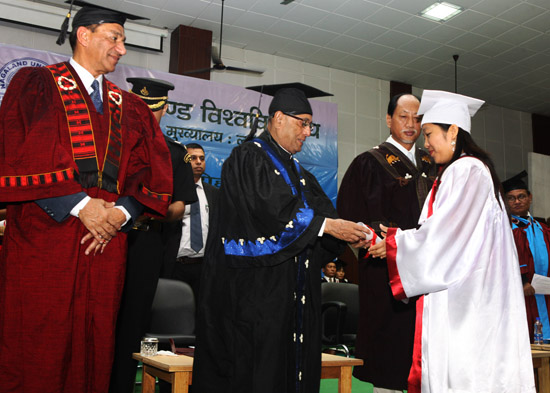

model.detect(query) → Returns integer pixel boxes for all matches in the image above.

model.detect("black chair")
[321,282,359,357]
[145,278,196,350]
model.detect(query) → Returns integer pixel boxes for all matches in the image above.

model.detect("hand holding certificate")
[531,274,550,295]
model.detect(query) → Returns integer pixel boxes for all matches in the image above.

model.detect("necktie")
[190,189,203,252]
[90,80,103,114]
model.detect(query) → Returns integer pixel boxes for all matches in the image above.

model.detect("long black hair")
[434,123,504,208]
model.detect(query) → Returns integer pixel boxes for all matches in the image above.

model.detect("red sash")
[47,62,122,193]
[408,177,440,393]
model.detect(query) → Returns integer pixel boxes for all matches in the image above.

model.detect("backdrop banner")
[0,43,339,203]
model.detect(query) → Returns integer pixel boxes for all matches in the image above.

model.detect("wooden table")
[532,345,550,393]
[133,352,363,393]
[321,353,363,393]
[133,353,193,393]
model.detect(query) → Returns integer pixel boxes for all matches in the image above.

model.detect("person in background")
[322,260,339,282]
[369,90,534,393]
[335,261,349,283]
[172,142,218,302]
[0,5,172,393]
[193,85,369,393]
[337,93,435,393]
[109,77,197,393]
[503,171,550,342]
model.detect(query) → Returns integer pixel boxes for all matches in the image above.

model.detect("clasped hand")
[78,198,126,255]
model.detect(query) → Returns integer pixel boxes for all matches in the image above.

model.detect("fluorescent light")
[0,0,168,52]
[420,2,463,22]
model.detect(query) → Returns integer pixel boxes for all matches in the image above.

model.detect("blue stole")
[223,138,314,257]
[513,215,550,338]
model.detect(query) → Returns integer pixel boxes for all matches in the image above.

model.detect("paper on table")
[157,350,178,356]
[531,274,550,295]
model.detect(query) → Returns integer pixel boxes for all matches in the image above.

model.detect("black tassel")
[56,13,71,45]
[244,115,259,142]
[244,86,264,142]
[56,0,75,46]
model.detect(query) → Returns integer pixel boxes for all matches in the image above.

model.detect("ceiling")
[41,0,550,116]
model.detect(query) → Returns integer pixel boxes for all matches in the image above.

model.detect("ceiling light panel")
[420,2,463,22]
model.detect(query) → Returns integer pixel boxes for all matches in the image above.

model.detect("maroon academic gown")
[0,63,172,393]
[513,219,550,342]
[337,142,435,390]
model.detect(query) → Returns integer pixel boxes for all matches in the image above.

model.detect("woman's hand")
[368,238,386,258]
[368,224,389,258]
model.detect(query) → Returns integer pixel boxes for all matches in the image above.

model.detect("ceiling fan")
[184,0,264,76]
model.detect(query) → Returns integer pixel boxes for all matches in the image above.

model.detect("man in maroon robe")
[0,6,172,393]
[504,172,550,342]
[337,94,435,392]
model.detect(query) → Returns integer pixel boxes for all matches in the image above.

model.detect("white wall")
[211,45,534,187]
[529,153,550,219]
[0,20,535,188]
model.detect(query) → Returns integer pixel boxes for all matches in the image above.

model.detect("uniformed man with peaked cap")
[193,84,369,393]
[109,77,197,393]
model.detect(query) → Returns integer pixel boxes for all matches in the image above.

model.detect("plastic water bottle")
[534,317,543,345]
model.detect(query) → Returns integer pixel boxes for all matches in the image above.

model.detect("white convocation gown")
[386,157,535,393]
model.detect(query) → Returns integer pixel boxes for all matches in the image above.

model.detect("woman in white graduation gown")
[369,90,535,393]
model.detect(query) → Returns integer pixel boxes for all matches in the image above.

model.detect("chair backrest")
[321,282,359,335]
[149,278,195,335]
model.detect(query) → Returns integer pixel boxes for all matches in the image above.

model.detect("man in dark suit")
[321,260,339,282]
[172,143,219,301]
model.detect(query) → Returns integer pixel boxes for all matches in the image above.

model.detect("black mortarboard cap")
[70,0,148,25]
[502,170,529,193]
[57,0,148,46]
[248,82,332,116]
[244,83,332,141]
[127,77,174,112]
[247,82,333,100]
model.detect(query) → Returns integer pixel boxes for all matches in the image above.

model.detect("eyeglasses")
[283,112,314,131]
[506,194,529,203]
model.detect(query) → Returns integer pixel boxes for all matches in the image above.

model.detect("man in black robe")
[337,94,435,392]
[193,86,368,393]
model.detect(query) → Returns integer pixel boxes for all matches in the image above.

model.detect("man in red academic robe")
[0,6,172,393]
[504,172,550,342]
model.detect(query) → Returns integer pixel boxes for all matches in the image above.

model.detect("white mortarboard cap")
[418,90,484,133]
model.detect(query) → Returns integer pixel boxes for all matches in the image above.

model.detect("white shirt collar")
[69,57,103,96]
[386,135,416,165]
[278,143,292,156]
[195,178,203,190]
